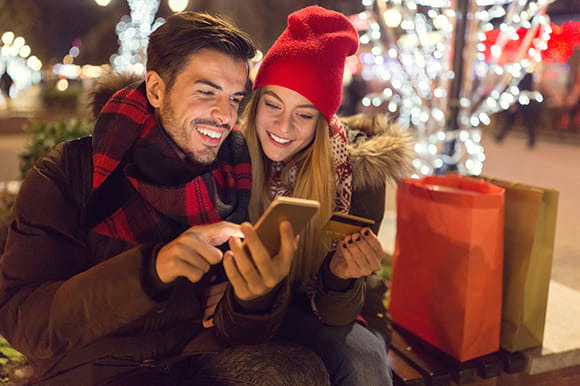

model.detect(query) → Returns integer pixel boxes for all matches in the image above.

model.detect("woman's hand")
[329,228,384,279]
[224,221,298,301]
[156,221,243,284]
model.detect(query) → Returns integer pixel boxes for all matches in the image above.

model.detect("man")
[0,70,14,108]
[0,11,328,385]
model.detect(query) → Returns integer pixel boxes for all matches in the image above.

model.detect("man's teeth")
[198,128,221,139]
[270,133,290,144]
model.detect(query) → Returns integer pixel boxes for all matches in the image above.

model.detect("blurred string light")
[357,0,554,177]
[99,0,189,74]
[111,0,164,74]
[0,31,42,99]
[51,38,109,90]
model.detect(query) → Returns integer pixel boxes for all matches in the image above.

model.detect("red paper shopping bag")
[389,175,505,361]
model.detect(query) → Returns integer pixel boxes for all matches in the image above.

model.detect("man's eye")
[230,96,242,104]
[198,90,214,96]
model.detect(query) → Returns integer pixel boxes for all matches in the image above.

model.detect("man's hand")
[156,222,243,284]
[329,228,383,279]
[223,221,298,301]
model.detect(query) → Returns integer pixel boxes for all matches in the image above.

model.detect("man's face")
[149,49,249,164]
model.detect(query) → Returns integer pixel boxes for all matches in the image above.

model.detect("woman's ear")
[145,71,165,108]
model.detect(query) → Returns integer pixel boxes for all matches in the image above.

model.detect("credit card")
[322,212,375,241]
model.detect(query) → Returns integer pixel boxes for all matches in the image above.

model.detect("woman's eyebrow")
[262,90,283,102]
[262,90,317,109]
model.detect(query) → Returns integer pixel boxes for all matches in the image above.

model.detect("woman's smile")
[267,131,292,145]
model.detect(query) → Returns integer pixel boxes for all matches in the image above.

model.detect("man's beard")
[159,101,231,165]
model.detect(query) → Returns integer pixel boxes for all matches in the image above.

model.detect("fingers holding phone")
[329,228,384,279]
[156,221,243,284]
[224,220,298,301]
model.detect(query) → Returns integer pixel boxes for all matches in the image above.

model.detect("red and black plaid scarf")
[90,83,251,244]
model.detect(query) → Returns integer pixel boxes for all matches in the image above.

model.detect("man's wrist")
[142,243,173,301]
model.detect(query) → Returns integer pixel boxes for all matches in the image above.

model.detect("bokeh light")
[356,0,555,176]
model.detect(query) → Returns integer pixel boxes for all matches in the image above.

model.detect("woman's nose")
[275,112,292,133]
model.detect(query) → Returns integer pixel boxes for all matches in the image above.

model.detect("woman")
[238,5,414,385]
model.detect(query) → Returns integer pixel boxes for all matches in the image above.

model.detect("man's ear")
[145,71,165,108]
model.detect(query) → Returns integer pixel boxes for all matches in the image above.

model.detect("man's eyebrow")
[195,79,221,90]
[262,90,316,109]
[194,79,247,97]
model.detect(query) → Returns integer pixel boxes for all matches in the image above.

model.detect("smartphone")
[322,212,375,241]
[242,197,320,256]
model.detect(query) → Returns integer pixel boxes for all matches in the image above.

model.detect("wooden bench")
[388,323,527,385]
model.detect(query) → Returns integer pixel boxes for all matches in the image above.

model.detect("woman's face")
[255,85,320,162]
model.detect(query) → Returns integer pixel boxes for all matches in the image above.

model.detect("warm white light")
[383,9,402,28]
[56,64,82,79]
[1,31,15,45]
[27,56,42,71]
[81,65,107,79]
[132,63,146,74]
[95,0,112,6]
[9,45,19,56]
[415,1,450,7]
[252,50,263,63]
[12,36,25,49]
[19,45,31,58]
[56,79,69,91]
[168,0,188,12]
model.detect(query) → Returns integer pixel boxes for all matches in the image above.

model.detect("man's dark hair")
[147,11,256,90]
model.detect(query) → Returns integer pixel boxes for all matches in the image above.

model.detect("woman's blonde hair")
[241,87,336,289]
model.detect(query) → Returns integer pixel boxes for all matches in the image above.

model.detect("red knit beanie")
[253,6,359,123]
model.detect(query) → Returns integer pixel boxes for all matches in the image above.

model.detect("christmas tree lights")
[110,0,165,74]
[0,31,42,100]
[357,0,555,176]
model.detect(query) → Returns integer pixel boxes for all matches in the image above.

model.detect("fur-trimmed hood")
[342,113,415,191]
[89,72,144,119]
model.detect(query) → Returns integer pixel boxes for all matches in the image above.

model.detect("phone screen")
[242,197,320,256]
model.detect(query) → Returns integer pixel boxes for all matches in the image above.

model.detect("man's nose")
[211,96,235,125]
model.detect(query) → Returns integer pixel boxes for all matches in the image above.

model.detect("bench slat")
[387,349,425,386]
[474,353,503,378]
[390,326,452,386]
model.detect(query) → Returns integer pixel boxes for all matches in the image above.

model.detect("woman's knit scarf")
[89,83,251,244]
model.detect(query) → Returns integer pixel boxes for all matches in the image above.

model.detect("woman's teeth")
[270,132,290,144]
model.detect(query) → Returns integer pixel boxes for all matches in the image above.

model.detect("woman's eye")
[298,113,314,120]
[265,101,281,110]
